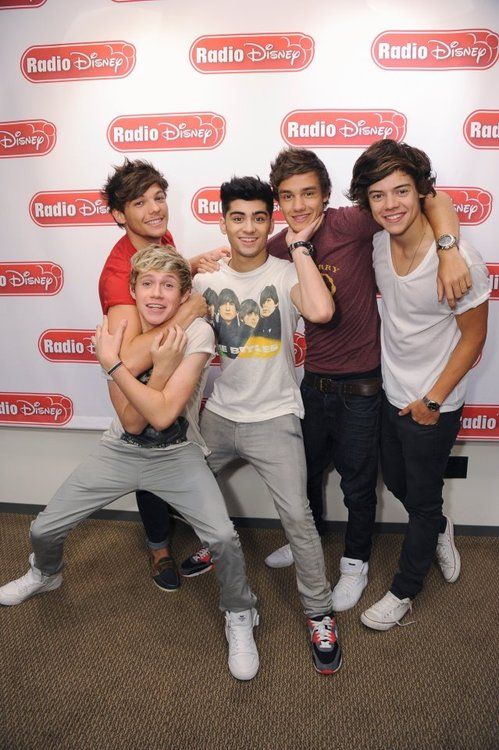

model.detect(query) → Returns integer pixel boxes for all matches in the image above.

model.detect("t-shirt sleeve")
[453,240,491,316]
[331,204,381,241]
[98,260,135,313]
[185,319,216,360]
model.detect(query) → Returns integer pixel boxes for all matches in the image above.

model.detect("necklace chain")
[393,222,428,276]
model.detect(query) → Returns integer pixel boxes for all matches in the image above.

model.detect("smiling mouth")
[383,212,405,222]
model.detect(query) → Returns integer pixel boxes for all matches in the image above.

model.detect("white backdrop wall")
[0,0,498,525]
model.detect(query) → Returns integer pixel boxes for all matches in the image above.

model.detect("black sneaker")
[307,613,342,674]
[149,551,180,592]
[179,547,214,578]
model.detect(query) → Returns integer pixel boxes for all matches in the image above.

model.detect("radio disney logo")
[190,33,314,74]
[0,393,73,426]
[108,113,226,152]
[282,110,407,148]
[293,332,306,368]
[30,191,114,227]
[0,0,46,7]
[438,187,492,225]
[0,119,56,159]
[464,110,499,149]
[487,263,499,300]
[38,330,97,363]
[459,405,499,441]
[372,29,499,70]
[0,262,63,296]
[21,42,136,83]
[191,187,285,224]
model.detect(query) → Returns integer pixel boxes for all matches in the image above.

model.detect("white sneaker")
[0,554,62,606]
[360,591,413,631]
[436,516,461,583]
[264,544,294,568]
[224,608,260,680]
[331,557,369,612]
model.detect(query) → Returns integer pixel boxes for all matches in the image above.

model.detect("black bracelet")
[107,360,123,376]
[287,241,315,258]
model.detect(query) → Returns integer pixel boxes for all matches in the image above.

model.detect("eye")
[369,193,383,202]
[397,188,409,196]
[134,200,144,207]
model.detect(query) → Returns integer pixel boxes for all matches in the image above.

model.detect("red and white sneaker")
[179,547,214,578]
[307,613,342,674]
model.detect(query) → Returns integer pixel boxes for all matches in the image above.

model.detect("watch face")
[427,401,439,411]
[438,234,456,249]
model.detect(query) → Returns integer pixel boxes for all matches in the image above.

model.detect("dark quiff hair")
[220,176,274,217]
[102,158,168,225]
[269,148,332,203]
[347,139,436,211]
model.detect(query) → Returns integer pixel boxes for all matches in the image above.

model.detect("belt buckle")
[319,377,335,394]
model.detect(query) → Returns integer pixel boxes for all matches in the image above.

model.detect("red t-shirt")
[267,205,381,376]
[98,231,175,313]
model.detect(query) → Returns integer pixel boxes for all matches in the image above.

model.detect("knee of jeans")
[279,501,316,532]
[207,521,240,550]
[30,515,54,545]
[403,493,443,519]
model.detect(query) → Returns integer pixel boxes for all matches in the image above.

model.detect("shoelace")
[227,615,254,651]
[391,602,415,628]
[193,547,210,562]
[437,540,454,565]
[311,617,336,648]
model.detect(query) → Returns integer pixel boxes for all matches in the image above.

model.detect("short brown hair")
[130,244,192,296]
[347,139,436,210]
[102,159,168,225]
[269,148,331,202]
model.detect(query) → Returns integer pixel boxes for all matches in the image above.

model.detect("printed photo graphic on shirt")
[204,285,282,359]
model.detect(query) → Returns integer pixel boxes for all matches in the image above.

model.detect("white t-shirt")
[103,318,215,454]
[194,255,302,422]
[373,233,490,412]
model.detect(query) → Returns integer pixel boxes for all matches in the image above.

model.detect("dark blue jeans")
[381,394,462,600]
[136,491,173,548]
[300,374,381,562]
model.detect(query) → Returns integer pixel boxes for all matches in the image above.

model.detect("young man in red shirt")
[99,158,225,591]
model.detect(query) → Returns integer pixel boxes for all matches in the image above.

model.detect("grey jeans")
[30,439,256,613]
[200,410,333,617]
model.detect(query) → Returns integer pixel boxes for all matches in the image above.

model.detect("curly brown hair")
[347,139,436,210]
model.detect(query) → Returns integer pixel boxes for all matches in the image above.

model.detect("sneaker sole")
[264,559,294,569]
[360,612,398,631]
[152,579,180,592]
[179,563,214,579]
[314,654,342,675]
[0,575,63,606]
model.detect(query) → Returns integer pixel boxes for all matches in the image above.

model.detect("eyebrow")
[368,183,412,193]
[279,185,318,194]
[228,210,269,217]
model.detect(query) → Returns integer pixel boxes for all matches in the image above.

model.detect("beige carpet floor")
[0,512,497,750]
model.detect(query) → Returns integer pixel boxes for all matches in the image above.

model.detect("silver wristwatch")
[422,395,440,412]
[436,233,458,251]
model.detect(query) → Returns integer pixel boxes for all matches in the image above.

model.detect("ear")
[112,208,126,226]
[180,289,190,305]
[129,285,136,300]
[219,216,227,235]
[269,217,275,235]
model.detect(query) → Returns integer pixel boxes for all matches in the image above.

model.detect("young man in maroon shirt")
[263,147,468,614]
[99,158,226,591]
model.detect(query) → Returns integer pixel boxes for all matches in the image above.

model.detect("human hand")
[398,399,440,425]
[437,247,472,310]
[92,315,127,372]
[196,246,231,273]
[285,213,324,247]
[150,324,187,379]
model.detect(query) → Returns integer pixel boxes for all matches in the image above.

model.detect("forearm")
[119,366,171,433]
[110,364,179,432]
[427,334,486,406]
[292,248,334,322]
[424,191,459,240]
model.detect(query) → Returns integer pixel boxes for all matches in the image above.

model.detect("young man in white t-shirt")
[347,140,489,630]
[0,246,259,681]
[183,176,342,674]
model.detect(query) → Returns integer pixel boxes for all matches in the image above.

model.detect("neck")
[390,214,428,255]
[228,251,268,273]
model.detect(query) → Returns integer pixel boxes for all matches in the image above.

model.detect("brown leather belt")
[303,372,382,397]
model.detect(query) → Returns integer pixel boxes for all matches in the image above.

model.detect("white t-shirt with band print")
[373,233,490,412]
[194,255,302,422]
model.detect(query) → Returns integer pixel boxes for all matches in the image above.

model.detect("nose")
[385,191,399,210]
[291,193,305,212]
[150,283,162,297]
[147,199,161,214]
[241,217,256,233]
